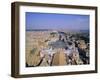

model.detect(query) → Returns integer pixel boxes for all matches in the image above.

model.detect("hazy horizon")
[26,12,90,31]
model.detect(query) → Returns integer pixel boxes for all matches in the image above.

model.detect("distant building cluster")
[26,30,89,67]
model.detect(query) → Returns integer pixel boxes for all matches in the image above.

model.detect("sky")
[26,12,89,30]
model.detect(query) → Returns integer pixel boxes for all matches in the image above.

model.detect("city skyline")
[26,12,90,30]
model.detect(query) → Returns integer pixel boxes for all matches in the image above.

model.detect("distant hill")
[79,30,89,33]
[26,29,53,31]
[26,29,89,33]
